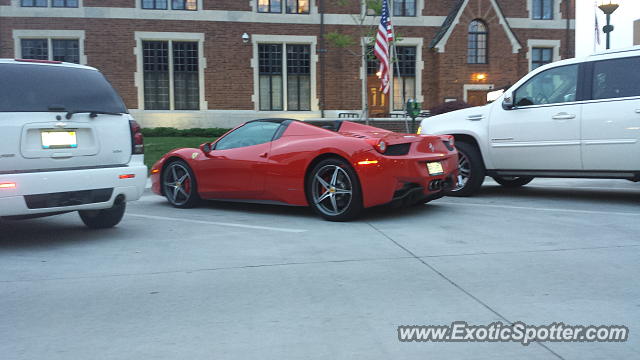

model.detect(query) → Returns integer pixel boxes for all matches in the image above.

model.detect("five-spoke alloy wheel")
[307,158,363,221]
[162,160,200,208]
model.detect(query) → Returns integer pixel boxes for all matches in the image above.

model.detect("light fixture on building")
[473,73,488,81]
[242,33,250,43]
[598,1,619,50]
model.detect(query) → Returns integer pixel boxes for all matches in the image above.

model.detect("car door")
[489,63,582,170]
[198,121,282,198]
[581,55,640,171]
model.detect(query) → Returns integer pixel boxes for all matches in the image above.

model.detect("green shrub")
[142,127,231,138]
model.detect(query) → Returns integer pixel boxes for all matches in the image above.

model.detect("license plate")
[41,131,77,149]
[427,161,444,176]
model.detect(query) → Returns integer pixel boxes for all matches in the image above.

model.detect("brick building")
[0,0,575,128]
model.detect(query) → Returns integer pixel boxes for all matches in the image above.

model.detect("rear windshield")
[0,63,127,113]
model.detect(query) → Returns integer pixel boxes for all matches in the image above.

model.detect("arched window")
[468,20,487,64]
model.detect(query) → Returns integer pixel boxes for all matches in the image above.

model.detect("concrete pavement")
[1,178,638,359]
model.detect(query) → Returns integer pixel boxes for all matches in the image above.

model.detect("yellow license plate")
[427,161,444,175]
[41,131,77,149]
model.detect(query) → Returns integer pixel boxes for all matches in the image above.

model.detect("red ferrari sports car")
[150,119,458,221]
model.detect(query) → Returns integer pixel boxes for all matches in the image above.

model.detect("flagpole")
[389,11,410,133]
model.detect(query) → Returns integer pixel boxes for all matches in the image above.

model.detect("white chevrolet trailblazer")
[419,46,640,196]
[0,59,147,228]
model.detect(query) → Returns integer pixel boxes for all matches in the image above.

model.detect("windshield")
[0,63,127,113]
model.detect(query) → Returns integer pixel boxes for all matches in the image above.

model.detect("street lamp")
[598,1,619,50]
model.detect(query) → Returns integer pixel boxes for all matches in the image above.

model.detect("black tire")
[306,158,363,221]
[162,160,200,208]
[79,201,126,229]
[492,176,535,188]
[449,141,486,197]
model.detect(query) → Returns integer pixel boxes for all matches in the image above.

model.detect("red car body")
[151,119,458,216]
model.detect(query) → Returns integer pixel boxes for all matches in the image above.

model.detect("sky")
[575,0,640,57]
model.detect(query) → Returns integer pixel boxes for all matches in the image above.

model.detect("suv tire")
[79,201,126,229]
[492,176,535,188]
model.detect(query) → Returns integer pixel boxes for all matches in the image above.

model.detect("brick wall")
[431,0,520,106]
[324,0,360,14]
[424,0,459,16]
[495,0,527,18]
[204,0,251,11]
[85,0,134,7]
[0,0,575,123]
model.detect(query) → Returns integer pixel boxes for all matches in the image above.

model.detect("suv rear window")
[0,63,127,113]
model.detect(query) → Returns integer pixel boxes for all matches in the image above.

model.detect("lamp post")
[598,1,619,50]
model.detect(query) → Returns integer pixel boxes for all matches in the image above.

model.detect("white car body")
[420,46,640,184]
[0,59,146,222]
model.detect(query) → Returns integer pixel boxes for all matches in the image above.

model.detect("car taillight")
[442,135,455,151]
[129,120,144,154]
[366,139,387,154]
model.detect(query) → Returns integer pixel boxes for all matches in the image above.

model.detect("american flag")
[374,0,394,94]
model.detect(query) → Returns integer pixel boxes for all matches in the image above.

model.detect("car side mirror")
[200,142,212,154]
[502,93,514,110]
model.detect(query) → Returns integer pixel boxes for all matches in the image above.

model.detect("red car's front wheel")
[306,158,363,221]
[162,160,200,208]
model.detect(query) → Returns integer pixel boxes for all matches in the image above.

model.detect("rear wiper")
[65,110,123,120]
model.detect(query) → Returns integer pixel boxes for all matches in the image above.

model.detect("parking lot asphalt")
[1,178,639,360]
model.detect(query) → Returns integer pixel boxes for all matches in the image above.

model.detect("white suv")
[419,46,640,196]
[0,59,147,227]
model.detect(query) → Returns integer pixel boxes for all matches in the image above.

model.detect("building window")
[142,40,200,110]
[393,46,416,110]
[258,44,284,110]
[286,0,309,14]
[286,44,311,111]
[20,38,80,63]
[532,0,553,20]
[21,0,47,6]
[20,39,48,60]
[258,43,311,111]
[52,0,78,7]
[142,0,168,10]
[531,47,553,70]
[143,41,170,110]
[258,0,282,13]
[393,0,415,17]
[467,20,487,64]
[171,0,197,10]
[52,39,80,63]
[173,42,200,110]
[366,46,378,76]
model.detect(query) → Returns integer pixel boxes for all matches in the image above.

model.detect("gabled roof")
[429,0,465,50]
[430,0,521,54]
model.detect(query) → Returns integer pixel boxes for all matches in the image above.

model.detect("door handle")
[466,114,484,121]
[259,152,268,158]
[635,109,640,114]
[552,113,576,120]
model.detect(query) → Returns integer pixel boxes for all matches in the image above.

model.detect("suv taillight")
[129,120,144,154]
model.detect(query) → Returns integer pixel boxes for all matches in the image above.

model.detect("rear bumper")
[0,164,147,217]
[355,150,458,208]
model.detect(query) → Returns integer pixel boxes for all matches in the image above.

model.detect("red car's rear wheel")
[307,158,363,221]
[162,160,200,208]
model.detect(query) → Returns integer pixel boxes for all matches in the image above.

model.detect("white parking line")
[527,185,640,192]
[127,213,308,233]
[437,201,640,217]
